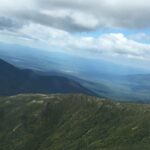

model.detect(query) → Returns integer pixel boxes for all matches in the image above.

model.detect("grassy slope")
[0,94,150,150]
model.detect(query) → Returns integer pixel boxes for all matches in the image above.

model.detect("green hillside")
[0,94,150,150]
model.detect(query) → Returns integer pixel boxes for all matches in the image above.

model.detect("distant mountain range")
[0,42,149,76]
[1,54,150,102]
[0,58,95,96]
[1,43,150,102]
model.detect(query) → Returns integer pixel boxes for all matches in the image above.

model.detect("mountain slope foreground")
[0,94,150,150]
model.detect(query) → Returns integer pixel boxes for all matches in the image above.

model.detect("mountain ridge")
[0,58,95,96]
[0,93,149,150]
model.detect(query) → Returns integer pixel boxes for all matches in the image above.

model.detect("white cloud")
[1,23,149,61]
[129,33,150,43]
[0,0,150,62]
[97,33,150,56]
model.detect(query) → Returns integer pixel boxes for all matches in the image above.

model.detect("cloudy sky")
[0,0,150,68]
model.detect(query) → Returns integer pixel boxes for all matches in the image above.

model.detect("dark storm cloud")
[35,0,150,30]
[1,0,150,32]
[0,16,22,30]
[14,11,97,32]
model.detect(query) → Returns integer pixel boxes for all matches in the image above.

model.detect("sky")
[0,0,150,70]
